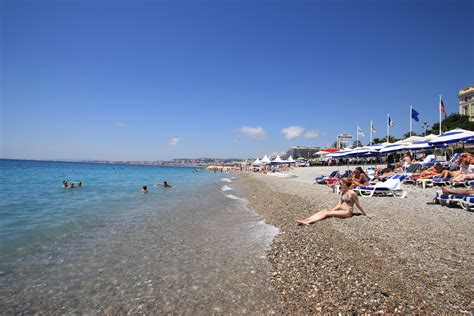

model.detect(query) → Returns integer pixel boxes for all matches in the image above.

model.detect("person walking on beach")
[297,178,372,226]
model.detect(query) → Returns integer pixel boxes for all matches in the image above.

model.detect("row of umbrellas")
[324,128,474,158]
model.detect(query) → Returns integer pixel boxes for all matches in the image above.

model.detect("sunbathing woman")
[376,162,403,180]
[297,178,371,225]
[351,167,370,188]
[415,163,444,180]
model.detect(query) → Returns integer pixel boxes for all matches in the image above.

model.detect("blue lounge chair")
[460,195,474,211]
[315,170,339,184]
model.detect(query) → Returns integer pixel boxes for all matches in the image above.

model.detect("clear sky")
[1,0,473,160]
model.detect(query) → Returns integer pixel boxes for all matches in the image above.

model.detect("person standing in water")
[141,185,148,194]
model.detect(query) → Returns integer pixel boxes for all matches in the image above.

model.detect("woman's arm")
[332,193,343,210]
[352,192,372,217]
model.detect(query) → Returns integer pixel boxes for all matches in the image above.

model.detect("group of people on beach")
[297,152,474,226]
[63,181,82,189]
[141,181,173,194]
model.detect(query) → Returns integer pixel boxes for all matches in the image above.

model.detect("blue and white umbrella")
[405,141,433,151]
[378,143,409,154]
[326,150,352,158]
[429,129,474,146]
[346,146,381,157]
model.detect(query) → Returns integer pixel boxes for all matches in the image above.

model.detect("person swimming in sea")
[141,185,148,194]
[161,181,173,188]
[77,182,82,187]
[297,178,372,225]
[63,181,69,188]
[69,182,75,189]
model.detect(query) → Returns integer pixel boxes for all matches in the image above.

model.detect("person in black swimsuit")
[297,178,372,226]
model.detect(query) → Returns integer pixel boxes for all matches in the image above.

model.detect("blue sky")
[1,0,473,160]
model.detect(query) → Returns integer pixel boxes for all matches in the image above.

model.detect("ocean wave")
[221,178,232,183]
[221,185,233,191]
[225,194,242,200]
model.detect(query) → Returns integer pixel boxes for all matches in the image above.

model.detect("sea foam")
[221,178,232,183]
[221,185,233,191]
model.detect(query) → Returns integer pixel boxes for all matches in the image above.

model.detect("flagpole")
[410,105,412,138]
[439,95,442,135]
[370,120,373,145]
[387,114,390,143]
[356,126,359,146]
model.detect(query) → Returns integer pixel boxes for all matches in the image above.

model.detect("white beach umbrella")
[252,158,262,165]
[273,155,283,163]
[428,129,474,146]
[287,155,295,162]
[396,135,424,145]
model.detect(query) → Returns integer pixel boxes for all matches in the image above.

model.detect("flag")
[371,122,376,134]
[387,114,394,127]
[411,107,420,122]
[357,126,365,137]
[440,97,447,116]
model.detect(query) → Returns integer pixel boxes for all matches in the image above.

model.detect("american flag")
[440,97,447,116]
[371,122,376,133]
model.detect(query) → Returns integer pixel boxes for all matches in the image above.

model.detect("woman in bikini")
[351,167,370,188]
[297,178,372,225]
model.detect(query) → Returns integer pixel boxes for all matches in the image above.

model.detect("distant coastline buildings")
[285,146,321,159]
[459,85,474,121]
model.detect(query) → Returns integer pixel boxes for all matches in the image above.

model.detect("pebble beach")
[235,166,473,313]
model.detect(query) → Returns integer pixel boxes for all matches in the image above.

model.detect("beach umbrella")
[326,150,351,158]
[272,155,282,163]
[466,137,474,144]
[395,135,424,145]
[429,129,474,146]
[314,150,329,156]
[405,141,433,151]
[378,143,409,154]
[346,146,381,157]
[287,155,295,162]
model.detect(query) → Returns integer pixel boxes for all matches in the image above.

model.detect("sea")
[0,159,281,313]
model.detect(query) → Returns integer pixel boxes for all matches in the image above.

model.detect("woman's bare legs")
[297,209,352,225]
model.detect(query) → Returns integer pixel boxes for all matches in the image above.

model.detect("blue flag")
[411,108,420,122]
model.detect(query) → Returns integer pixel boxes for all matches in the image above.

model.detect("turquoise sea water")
[0,159,281,313]
[0,160,213,253]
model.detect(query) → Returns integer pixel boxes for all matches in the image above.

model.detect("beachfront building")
[285,146,321,159]
[336,133,353,148]
[459,85,474,121]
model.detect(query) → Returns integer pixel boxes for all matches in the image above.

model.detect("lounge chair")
[315,170,339,184]
[431,177,453,186]
[436,193,474,210]
[354,174,407,198]
[460,195,474,211]
[435,193,451,206]
[326,170,351,185]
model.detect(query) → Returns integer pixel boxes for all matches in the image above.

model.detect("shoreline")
[235,168,473,313]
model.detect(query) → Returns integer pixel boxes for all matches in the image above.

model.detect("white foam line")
[225,194,242,200]
[221,185,233,191]
[221,178,232,183]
